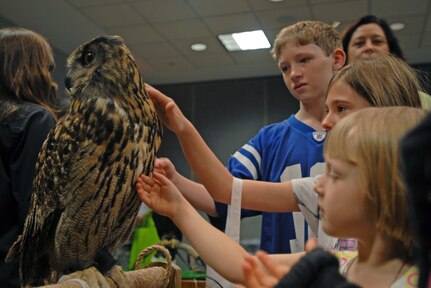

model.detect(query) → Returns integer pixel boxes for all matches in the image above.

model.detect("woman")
[341,14,431,110]
[0,27,58,287]
[341,15,404,63]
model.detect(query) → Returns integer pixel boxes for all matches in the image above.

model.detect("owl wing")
[19,115,90,284]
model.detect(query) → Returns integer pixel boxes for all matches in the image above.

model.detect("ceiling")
[1,0,430,85]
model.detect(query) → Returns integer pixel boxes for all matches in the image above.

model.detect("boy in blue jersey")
[151,21,346,254]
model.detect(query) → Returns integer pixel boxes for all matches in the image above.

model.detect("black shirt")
[0,102,55,287]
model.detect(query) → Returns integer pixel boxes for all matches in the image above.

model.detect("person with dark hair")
[400,113,431,288]
[0,27,59,287]
[341,15,404,63]
[341,14,431,110]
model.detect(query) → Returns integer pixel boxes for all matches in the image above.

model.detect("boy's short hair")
[271,21,341,61]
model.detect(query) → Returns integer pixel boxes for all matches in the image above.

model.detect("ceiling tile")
[313,1,367,23]
[230,49,274,64]
[204,13,261,34]
[389,15,426,34]
[171,36,226,55]
[396,33,421,49]
[66,0,124,8]
[131,0,197,22]
[131,42,181,59]
[108,25,164,44]
[310,0,366,5]
[81,4,143,28]
[248,0,308,10]
[256,6,312,30]
[2,0,430,85]
[186,0,250,16]
[404,48,431,64]
[143,55,194,72]
[371,0,429,17]
[155,19,212,40]
[0,0,105,54]
[187,53,235,67]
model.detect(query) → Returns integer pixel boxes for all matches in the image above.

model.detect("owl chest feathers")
[42,95,156,270]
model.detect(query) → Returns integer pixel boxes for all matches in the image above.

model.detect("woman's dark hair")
[0,27,58,119]
[341,15,405,62]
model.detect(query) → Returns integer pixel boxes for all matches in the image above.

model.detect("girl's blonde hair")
[324,106,427,260]
[328,53,421,108]
[271,21,341,61]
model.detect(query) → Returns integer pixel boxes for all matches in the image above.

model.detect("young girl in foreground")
[137,106,425,287]
[242,107,426,288]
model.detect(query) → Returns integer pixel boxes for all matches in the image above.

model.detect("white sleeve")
[292,175,338,249]
[292,176,320,235]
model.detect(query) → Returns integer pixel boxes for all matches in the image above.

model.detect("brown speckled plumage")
[6,35,162,286]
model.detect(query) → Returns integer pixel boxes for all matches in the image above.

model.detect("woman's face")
[322,79,371,131]
[347,23,390,63]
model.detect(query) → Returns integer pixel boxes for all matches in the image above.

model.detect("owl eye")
[82,49,95,66]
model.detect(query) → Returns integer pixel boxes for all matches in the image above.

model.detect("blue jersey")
[214,115,325,253]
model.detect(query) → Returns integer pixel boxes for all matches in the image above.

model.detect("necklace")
[344,256,407,286]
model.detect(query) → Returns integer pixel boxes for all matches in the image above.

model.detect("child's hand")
[154,157,178,183]
[240,251,290,288]
[135,171,183,219]
[145,84,188,133]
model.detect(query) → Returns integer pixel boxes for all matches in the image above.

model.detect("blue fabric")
[213,115,325,253]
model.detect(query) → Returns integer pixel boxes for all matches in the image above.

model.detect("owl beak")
[65,76,72,92]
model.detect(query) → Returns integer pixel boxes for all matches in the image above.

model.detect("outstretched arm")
[136,172,248,282]
[135,173,303,284]
[146,84,299,212]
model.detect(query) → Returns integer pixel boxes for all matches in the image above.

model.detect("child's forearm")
[172,198,247,283]
[174,173,218,217]
[176,119,234,203]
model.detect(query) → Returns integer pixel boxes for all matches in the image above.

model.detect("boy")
[154,21,345,254]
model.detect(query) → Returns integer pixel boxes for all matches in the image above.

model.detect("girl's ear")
[332,48,346,70]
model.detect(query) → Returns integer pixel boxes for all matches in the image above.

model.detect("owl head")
[65,35,142,99]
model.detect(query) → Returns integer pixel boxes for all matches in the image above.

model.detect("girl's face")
[322,79,371,131]
[315,155,372,239]
[348,23,390,63]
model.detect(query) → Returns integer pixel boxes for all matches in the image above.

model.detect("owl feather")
[6,35,162,286]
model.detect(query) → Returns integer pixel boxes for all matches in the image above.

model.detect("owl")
[6,35,162,286]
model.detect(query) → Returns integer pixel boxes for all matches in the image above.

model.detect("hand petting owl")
[6,35,162,286]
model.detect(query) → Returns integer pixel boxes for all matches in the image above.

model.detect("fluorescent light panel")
[218,30,271,52]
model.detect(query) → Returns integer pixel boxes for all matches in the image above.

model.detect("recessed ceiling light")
[390,22,405,31]
[191,43,207,52]
[269,0,284,2]
[218,30,271,52]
